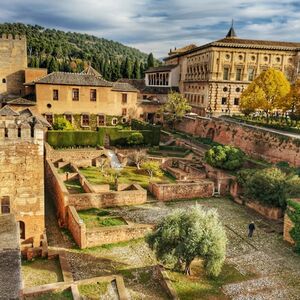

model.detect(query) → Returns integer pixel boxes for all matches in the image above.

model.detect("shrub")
[146,206,227,277]
[127,132,144,145]
[52,117,73,130]
[141,161,163,178]
[243,167,288,208]
[287,199,300,253]
[205,145,245,170]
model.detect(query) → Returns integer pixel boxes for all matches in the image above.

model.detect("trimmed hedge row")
[47,126,158,148]
[131,119,161,146]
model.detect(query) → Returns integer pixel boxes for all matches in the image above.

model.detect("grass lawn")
[78,281,110,299]
[167,260,256,300]
[79,166,175,188]
[78,208,127,229]
[64,178,85,193]
[22,258,64,288]
[24,288,73,300]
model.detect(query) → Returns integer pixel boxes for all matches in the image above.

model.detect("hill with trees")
[0,22,158,81]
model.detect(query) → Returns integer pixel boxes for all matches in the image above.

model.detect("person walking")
[248,221,255,238]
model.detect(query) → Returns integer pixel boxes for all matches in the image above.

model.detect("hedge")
[47,127,158,148]
[287,199,300,253]
[131,119,161,146]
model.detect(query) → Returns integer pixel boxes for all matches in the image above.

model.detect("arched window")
[2,78,6,83]
[19,221,25,239]
[1,197,10,214]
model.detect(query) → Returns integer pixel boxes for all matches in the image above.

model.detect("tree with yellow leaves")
[280,79,300,114]
[240,68,290,121]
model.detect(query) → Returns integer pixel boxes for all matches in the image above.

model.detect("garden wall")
[149,180,214,201]
[175,116,300,166]
[68,185,147,211]
[245,200,283,220]
[66,206,86,248]
[86,224,153,248]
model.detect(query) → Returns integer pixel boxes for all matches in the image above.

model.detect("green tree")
[205,145,245,171]
[146,206,227,277]
[132,59,141,79]
[147,52,154,69]
[48,56,59,72]
[240,68,290,121]
[52,117,73,130]
[161,92,191,129]
[127,132,144,145]
[141,161,163,178]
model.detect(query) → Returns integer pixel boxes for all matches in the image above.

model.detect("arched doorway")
[19,221,25,240]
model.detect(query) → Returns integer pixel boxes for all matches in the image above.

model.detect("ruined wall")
[175,116,300,166]
[149,180,214,201]
[0,34,27,96]
[86,224,153,248]
[0,125,44,247]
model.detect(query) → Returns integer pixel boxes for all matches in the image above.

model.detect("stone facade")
[162,26,300,116]
[175,115,300,166]
[0,112,45,248]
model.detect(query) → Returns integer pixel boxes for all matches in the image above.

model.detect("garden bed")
[79,166,174,189]
[23,288,73,300]
[21,258,64,288]
[78,208,127,229]
[64,178,85,194]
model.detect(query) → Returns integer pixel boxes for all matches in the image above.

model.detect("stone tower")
[0,34,27,98]
[0,105,45,249]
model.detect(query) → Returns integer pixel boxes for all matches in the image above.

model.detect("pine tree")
[48,56,59,73]
[147,53,154,69]
[124,57,132,79]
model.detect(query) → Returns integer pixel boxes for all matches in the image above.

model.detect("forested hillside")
[0,23,158,81]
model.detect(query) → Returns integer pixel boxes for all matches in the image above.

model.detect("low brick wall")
[46,144,102,167]
[245,200,283,220]
[45,159,69,224]
[66,206,86,249]
[86,224,153,248]
[68,185,147,211]
[149,180,214,201]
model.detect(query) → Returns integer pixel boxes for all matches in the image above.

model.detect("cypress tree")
[132,59,141,79]
[147,53,154,69]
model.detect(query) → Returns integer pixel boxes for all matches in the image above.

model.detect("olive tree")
[146,206,227,277]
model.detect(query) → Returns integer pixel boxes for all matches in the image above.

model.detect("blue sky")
[1,0,300,57]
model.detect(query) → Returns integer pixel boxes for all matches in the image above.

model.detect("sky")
[1,0,300,58]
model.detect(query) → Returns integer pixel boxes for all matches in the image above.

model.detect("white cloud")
[0,0,299,57]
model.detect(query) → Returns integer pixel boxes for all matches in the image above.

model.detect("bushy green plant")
[141,161,163,178]
[146,206,227,277]
[127,132,144,145]
[52,117,73,130]
[287,199,300,253]
[205,145,245,170]
[243,167,288,208]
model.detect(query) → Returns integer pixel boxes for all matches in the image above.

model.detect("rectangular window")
[82,114,89,126]
[72,88,79,101]
[122,94,128,104]
[223,67,229,80]
[65,114,72,124]
[221,97,227,105]
[236,68,242,81]
[90,89,97,101]
[45,114,53,125]
[248,68,255,81]
[53,89,59,101]
[234,98,240,105]
[122,108,127,116]
[98,114,105,126]
[1,196,10,214]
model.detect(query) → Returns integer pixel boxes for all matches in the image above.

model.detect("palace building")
[149,24,300,116]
